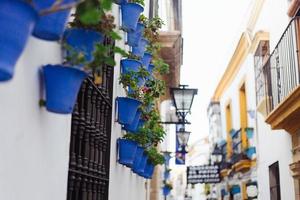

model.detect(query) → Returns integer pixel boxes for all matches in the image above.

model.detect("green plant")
[146,147,165,165]
[74,0,113,25]
[123,132,150,147]
[144,16,164,44]
[130,0,145,6]
[140,110,166,145]
[152,58,169,75]
[138,14,148,26]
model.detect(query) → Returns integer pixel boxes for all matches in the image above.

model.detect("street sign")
[187,165,221,184]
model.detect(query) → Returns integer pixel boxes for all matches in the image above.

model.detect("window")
[225,103,233,158]
[269,162,281,200]
[239,83,248,150]
[254,40,269,105]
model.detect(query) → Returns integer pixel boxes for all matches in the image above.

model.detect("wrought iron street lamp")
[211,145,223,164]
[170,85,198,124]
[176,128,191,150]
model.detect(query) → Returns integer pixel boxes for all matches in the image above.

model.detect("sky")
[181,0,253,147]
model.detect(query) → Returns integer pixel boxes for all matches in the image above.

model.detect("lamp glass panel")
[176,131,190,146]
[173,89,195,111]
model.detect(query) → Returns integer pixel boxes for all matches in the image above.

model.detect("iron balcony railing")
[230,153,249,165]
[263,17,300,114]
[220,161,231,171]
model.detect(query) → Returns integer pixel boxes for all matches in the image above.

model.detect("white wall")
[252,0,295,199]
[0,37,71,200]
[256,113,294,200]
[219,56,257,138]
[0,3,151,200]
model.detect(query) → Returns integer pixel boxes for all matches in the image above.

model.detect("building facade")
[0,1,181,200]
[208,0,299,199]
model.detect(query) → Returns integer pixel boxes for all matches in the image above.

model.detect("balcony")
[261,17,300,134]
[220,161,232,178]
[231,153,251,172]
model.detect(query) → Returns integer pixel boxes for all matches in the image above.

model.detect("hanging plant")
[121,0,144,32]
[146,146,165,165]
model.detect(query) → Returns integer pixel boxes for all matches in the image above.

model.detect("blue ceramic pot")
[113,0,128,5]
[63,28,104,64]
[118,138,138,167]
[0,0,38,81]
[121,3,144,32]
[141,52,152,68]
[164,171,170,179]
[33,0,77,41]
[144,161,155,179]
[127,23,145,47]
[43,65,87,114]
[121,59,142,74]
[123,110,141,133]
[31,0,55,10]
[116,97,142,125]
[163,186,171,196]
[132,146,144,173]
[134,153,148,175]
[147,64,155,74]
[132,38,149,58]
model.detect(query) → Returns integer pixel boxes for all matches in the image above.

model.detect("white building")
[207,0,297,199]
[0,1,178,200]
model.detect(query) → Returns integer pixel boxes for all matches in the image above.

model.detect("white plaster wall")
[253,0,290,49]
[107,4,148,200]
[256,113,294,200]
[219,56,257,138]
[252,0,295,199]
[0,37,71,200]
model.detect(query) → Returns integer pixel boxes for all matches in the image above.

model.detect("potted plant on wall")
[126,14,147,47]
[144,147,165,178]
[43,1,125,114]
[163,181,173,196]
[0,0,39,81]
[32,0,81,41]
[121,0,144,32]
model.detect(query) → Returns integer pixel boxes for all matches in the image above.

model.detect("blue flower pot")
[132,146,144,173]
[118,138,138,167]
[121,3,144,32]
[144,161,155,179]
[134,153,148,175]
[0,0,38,81]
[148,64,155,74]
[33,0,77,41]
[123,110,141,133]
[163,186,171,196]
[246,128,254,139]
[63,28,104,64]
[132,38,149,57]
[43,65,87,114]
[164,171,170,179]
[127,23,145,47]
[121,59,142,74]
[141,52,152,68]
[246,147,256,159]
[31,0,55,10]
[116,97,142,125]
[113,0,128,5]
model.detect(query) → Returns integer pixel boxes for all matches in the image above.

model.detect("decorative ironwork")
[66,37,114,200]
[262,17,300,114]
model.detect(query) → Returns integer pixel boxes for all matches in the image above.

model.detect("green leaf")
[101,0,113,10]
[79,7,101,25]
[109,31,122,41]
